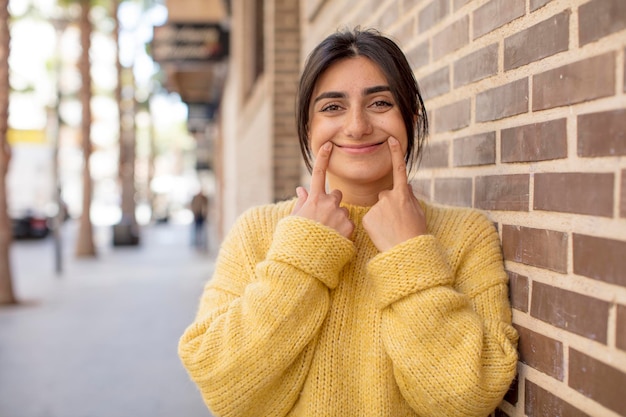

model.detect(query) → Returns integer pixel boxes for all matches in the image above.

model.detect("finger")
[329,188,343,205]
[339,216,354,239]
[388,137,408,190]
[292,186,308,213]
[310,142,332,195]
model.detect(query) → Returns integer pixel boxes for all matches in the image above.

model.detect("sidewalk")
[0,220,215,417]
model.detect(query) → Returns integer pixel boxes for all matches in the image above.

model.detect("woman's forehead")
[313,56,389,94]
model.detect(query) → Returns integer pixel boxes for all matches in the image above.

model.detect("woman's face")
[308,56,408,190]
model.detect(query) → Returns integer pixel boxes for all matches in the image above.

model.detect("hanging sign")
[152,23,229,63]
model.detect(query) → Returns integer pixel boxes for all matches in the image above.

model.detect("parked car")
[11,210,50,239]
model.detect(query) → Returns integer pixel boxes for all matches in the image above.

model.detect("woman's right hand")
[291,142,354,239]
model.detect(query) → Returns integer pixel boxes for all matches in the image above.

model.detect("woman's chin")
[328,163,392,186]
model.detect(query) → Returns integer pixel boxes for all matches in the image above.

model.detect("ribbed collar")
[340,203,372,223]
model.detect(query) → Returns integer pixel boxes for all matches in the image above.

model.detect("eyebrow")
[364,85,391,95]
[313,85,391,103]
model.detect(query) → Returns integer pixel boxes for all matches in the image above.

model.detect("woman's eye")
[321,103,341,112]
[372,100,393,108]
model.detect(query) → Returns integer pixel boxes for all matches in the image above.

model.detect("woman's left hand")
[362,137,427,252]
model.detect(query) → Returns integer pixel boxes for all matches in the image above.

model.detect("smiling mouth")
[334,139,387,149]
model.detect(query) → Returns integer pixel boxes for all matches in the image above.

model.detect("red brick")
[419,0,450,33]
[531,282,610,342]
[578,109,626,157]
[392,17,416,46]
[515,325,564,380]
[433,177,472,207]
[453,43,498,88]
[378,3,400,29]
[530,0,553,12]
[453,0,471,10]
[272,14,301,201]
[503,376,519,406]
[434,99,470,133]
[353,4,377,27]
[579,0,626,46]
[501,118,567,163]
[410,178,431,200]
[407,40,429,68]
[418,66,450,100]
[475,175,529,211]
[420,141,449,168]
[476,175,529,211]
[573,234,626,287]
[569,349,626,416]
[525,380,590,417]
[276,0,297,11]
[622,170,626,218]
[473,0,525,39]
[494,409,511,417]
[534,172,614,217]
[403,0,429,13]
[501,225,567,272]
[476,78,529,122]
[617,305,626,351]
[507,271,528,312]
[533,52,616,111]
[504,11,569,71]
[432,16,469,60]
[453,132,496,167]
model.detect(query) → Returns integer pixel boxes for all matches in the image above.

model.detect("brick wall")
[302,0,626,415]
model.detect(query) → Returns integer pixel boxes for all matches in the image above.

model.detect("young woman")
[179,28,518,417]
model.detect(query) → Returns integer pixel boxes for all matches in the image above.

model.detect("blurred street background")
[0,219,215,417]
[1,0,221,415]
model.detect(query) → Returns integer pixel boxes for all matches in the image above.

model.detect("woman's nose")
[343,108,373,139]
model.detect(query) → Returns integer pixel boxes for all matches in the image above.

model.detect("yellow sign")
[7,129,47,144]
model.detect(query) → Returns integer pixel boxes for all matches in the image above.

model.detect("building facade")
[158,0,626,415]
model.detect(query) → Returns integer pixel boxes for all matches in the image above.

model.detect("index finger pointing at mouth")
[310,142,332,195]
[388,137,408,190]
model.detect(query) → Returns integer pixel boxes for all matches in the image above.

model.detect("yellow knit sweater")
[179,200,518,417]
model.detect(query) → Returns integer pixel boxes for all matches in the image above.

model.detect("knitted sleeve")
[178,208,355,417]
[367,210,518,417]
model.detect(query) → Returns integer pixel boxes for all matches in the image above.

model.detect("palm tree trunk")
[0,0,15,304]
[118,68,137,228]
[75,0,96,257]
[112,0,139,246]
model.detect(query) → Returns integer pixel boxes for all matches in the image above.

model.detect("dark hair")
[296,27,428,173]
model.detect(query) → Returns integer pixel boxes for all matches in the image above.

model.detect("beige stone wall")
[217,0,303,235]
[219,77,273,232]
[300,0,626,416]
[218,0,274,233]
